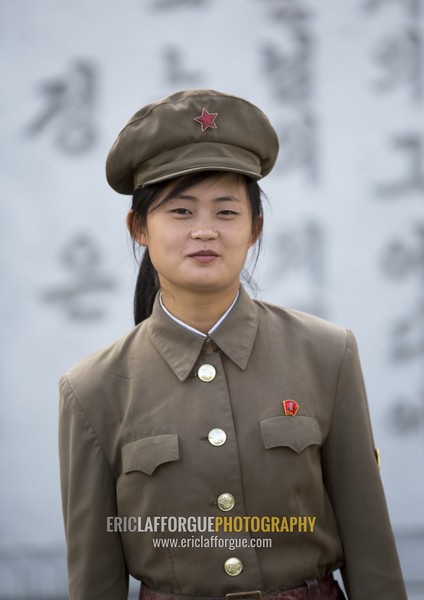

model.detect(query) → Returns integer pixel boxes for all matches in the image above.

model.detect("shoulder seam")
[328,328,351,434]
[60,374,116,480]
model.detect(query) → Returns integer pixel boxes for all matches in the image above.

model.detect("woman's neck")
[160,285,240,334]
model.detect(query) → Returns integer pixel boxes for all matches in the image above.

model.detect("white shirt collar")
[159,290,240,338]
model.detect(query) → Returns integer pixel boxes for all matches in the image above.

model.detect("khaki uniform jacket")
[58,287,407,600]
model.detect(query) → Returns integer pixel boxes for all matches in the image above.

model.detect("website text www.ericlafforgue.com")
[151,535,272,550]
[106,515,317,549]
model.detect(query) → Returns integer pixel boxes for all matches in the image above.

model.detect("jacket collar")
[147,286,259,382]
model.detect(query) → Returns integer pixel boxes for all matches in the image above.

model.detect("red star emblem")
[194,107,218,132]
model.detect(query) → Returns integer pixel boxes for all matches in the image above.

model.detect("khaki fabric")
[105,89,279,193]
[58,287,407,600]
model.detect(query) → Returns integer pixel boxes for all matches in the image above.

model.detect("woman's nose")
[190,223,219,240]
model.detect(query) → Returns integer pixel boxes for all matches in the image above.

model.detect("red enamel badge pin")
[194,107,218,132]
[283,399,299,416]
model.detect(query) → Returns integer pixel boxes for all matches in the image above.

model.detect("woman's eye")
[218,210,238,216]
[171,208,191,215]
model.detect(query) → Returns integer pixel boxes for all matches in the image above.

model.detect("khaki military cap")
[106,89,279,194]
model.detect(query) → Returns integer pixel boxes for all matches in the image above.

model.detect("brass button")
[208,428,227,446]
[224,557,243,576]
[198,364,216,382]
[374,447,381,468]
[217,493,235,511]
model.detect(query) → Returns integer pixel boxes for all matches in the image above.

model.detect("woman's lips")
[188,250,219,263]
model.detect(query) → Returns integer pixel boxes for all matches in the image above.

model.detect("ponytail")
[134,248,159,325]
[129,184,164,326]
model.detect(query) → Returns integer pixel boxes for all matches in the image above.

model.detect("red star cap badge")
[194,107,218,132]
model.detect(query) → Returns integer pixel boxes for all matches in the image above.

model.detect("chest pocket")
[122,434,179,475]
[260,416,321,453]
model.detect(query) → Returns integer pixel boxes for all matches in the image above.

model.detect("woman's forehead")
[159,172,248,203]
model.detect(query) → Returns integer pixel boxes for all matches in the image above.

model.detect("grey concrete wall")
[1,0,423,597]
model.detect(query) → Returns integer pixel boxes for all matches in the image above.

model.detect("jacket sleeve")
[58,374,129,600]
[322,330,407,600]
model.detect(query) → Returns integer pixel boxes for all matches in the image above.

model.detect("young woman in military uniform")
[58,89,407,600]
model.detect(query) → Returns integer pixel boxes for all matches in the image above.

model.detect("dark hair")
[128,171,264,325]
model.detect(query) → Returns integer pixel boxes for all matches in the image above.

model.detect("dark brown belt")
[139,575,345,600]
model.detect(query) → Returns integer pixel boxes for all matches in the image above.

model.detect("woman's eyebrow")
[172,194,241,202]
[214,195,241,203]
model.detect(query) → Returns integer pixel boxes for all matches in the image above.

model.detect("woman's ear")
[249,216,263,247]
[126,210,147,247]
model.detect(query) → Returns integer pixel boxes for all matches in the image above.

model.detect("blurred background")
[1,0,423,598]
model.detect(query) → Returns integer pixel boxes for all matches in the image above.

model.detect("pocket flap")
[260,416,321,453]
[122,434,179,475]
